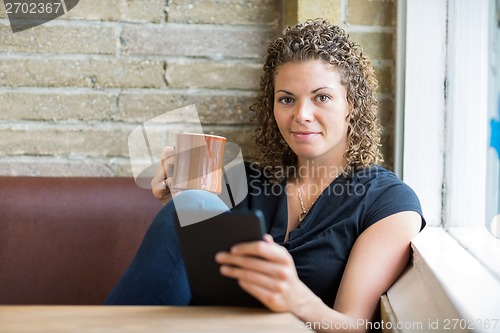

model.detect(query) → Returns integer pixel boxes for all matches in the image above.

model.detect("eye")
[277,96,294,105]
[315,94,331,103]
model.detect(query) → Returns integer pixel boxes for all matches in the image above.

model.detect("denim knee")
[172,190,230,227]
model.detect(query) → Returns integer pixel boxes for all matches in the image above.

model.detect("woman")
[106,19,425,332]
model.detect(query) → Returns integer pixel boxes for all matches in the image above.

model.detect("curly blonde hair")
[251,19,383,180]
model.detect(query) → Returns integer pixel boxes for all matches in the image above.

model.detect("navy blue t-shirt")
[231,162,425,308]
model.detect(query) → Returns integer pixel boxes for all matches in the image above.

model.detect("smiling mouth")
[291,131,321,138]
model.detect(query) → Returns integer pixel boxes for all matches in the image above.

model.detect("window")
[395,0,500,325]
[400,0,500,272]
[487,0,500,238]
[442,0,500,278]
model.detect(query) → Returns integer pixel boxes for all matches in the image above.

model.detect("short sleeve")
[362,174,425,231]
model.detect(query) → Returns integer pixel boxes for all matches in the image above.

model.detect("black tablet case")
[176,210,266,307]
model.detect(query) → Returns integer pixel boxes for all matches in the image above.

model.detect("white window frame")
[444,0,489,230]
[393,0,500,327]
[443,0,500,279]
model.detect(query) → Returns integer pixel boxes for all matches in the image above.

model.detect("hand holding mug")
[151,133,226,205]
[151,146,175,205]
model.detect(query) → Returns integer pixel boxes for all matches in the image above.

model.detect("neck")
[293,157,346,187]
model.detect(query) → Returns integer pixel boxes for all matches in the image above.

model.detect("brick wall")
[0,0,396,177]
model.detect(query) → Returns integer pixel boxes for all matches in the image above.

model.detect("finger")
[164,177,172,189]
[238,280,287,312]
[160,146,175,179]
[219,264,289,294]
[151,169,168,191]
[161,146,175,160]
[230,240,292,265]
[151,178,171,201]
[263,234,274,243]
[219,265,290,311]
[153,164,167,187]
[216,252,291,279]
[153,146,175,188]
[151,168,171,202]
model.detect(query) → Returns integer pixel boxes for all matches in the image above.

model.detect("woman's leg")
[103,190,229,305]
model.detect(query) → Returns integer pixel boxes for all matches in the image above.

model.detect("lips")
[291,130,321,139]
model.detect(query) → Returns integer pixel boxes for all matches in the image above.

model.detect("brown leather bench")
[0,177,163,305]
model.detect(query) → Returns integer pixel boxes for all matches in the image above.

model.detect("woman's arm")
[215,210,422,333]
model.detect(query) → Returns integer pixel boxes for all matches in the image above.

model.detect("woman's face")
[273,59,349,166]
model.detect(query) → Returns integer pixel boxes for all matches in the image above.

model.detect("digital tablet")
[175,210,265,307]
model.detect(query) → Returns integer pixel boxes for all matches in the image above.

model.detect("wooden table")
[0,306,312,332]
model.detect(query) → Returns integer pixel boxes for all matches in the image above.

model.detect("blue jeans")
[103,190,229,305]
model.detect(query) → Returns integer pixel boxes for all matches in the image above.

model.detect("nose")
[294,100,314,123]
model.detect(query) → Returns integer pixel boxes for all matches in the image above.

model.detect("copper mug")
[170,133,226,194]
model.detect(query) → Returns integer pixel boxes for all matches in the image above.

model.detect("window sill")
[384,227,500,332]
[447,226,500,280]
